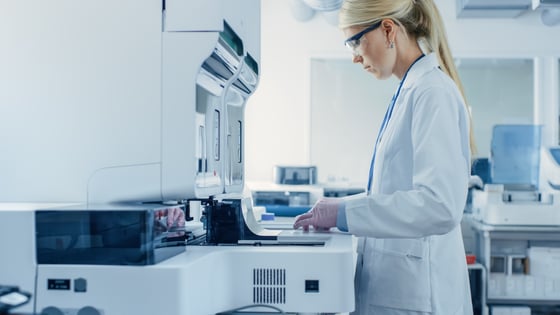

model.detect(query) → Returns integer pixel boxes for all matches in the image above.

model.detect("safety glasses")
[344,21,382,56]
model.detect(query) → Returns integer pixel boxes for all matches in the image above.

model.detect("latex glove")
[293,198,340,231]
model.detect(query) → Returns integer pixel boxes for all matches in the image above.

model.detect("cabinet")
[464,216,560,314]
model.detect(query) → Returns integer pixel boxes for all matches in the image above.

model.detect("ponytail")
[414,0,477,154]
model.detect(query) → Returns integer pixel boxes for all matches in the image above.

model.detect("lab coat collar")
[401,53,439,89]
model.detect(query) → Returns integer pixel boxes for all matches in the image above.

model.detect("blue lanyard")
[366,54,425,194]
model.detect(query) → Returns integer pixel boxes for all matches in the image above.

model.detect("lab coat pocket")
[367,239,432,312]
[379,238,425,259]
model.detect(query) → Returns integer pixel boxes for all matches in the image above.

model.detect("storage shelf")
[464,216,560,315]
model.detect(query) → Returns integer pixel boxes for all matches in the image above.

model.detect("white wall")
[245,0,560,183]
[309,59,397,186]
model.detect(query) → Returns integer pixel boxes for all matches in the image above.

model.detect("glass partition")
[310,58,534,185]
[457,58,534,158]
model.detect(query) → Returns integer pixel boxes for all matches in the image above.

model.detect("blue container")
[490,125,542,190]
[263,205,311,217]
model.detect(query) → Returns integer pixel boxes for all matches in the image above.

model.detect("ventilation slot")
[252,268,286,304]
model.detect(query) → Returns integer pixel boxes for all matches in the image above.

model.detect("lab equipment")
[0,204,355,314]
[0,0,258,204]
[261,212,276,221]
[0,1,356,314]
[252,189,312,217]
[203,196,280,244]
[472,125,560,225]
[35,204,187,265]
[253,190,312,207]
[249,181,324,216]
[464,217,560,309]
[491,125,541,190]
[200,194,337,245]
[467,125,560,310]
[323,186,365,197]
[273,165,317,185]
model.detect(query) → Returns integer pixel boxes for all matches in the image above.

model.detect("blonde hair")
[339,0,476,154]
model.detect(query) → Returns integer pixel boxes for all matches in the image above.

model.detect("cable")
[216,303,287,314]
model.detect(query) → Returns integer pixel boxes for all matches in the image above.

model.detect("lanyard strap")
[366,54,425,194]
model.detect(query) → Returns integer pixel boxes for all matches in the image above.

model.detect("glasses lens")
[345,38,363,56]
[343,21,381,56]
[345,39,359,51]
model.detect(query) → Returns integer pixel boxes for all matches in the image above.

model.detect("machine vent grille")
[252,268,286,304]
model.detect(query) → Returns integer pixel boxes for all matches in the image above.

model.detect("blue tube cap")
[261,212,275,221]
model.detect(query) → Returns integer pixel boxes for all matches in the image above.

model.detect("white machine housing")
[472,146,560,226]
[472,126,560,226]
[0,0,259,204]
[0,205,355,314]
[34,235,355,315]
[472,184,560,225]
[0,1,357,314]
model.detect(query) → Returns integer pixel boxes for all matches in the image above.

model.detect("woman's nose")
[352,54,363,64]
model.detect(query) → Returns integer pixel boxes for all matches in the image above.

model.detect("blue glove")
[293,198,340,231]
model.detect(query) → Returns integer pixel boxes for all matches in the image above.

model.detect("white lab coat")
[342,53,473,314]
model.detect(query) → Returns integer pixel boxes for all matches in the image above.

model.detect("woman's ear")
[381,18,396,43]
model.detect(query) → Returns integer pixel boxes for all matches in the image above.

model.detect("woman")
[293,0,474,314]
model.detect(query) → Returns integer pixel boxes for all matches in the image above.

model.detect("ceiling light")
[290,0,316,22]
[302,0,342,11]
